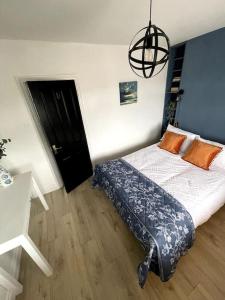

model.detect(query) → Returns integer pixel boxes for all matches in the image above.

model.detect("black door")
[27,80,93,193]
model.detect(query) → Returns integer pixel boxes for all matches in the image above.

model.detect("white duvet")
[123,143,225,228]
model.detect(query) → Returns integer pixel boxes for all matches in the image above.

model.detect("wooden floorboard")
[17,180,225,300]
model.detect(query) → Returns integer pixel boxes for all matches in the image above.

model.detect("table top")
[0,172,32,245]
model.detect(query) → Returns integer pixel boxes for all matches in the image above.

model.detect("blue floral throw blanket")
[93,159,195,287]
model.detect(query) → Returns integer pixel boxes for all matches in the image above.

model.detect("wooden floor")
[17,180,225,300]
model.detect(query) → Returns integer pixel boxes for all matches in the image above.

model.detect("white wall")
[0,39,167,194]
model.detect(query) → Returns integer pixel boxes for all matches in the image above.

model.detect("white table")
[0,172,53,296]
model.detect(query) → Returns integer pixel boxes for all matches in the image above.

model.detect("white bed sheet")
[123,143,225,228]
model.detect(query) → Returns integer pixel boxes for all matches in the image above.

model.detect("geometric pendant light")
[128,0,170,78]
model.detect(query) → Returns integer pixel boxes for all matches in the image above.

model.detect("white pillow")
[166,124,199,153]
[199,137,225,170]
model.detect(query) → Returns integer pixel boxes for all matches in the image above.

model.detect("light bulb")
[144,48,153,62]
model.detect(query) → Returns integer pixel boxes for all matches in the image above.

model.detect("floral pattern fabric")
[93,159,195,287]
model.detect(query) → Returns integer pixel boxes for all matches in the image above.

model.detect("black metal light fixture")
[128,0,170,78]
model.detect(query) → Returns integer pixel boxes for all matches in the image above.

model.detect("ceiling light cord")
[149,0,152,26]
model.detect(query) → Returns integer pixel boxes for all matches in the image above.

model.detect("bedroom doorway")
[27,80,93,193]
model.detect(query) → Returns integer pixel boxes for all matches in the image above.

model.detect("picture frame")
[119,81,137,105]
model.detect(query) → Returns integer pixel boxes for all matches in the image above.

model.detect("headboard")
[175,27,225,144]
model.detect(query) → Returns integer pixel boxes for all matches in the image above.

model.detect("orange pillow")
[159,131,187,154]
[182,140,222,170]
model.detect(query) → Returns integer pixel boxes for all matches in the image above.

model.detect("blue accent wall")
[175,27,225,144]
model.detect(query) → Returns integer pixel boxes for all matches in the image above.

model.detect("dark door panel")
[27,80,93,193]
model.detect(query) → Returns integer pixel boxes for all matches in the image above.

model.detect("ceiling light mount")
[128,0,170,79]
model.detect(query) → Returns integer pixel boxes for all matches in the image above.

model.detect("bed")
[124,143,225,228]
[93,142,225,287]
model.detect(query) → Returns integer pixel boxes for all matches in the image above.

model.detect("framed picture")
[119,81,137,105]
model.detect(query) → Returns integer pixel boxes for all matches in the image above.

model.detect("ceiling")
[0,0,225,45]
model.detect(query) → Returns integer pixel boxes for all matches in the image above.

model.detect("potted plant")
[0,138,13,187]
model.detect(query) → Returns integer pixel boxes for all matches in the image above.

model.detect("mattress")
[123,143,225,228]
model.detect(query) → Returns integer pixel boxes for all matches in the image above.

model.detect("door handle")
[52,144,62,154]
